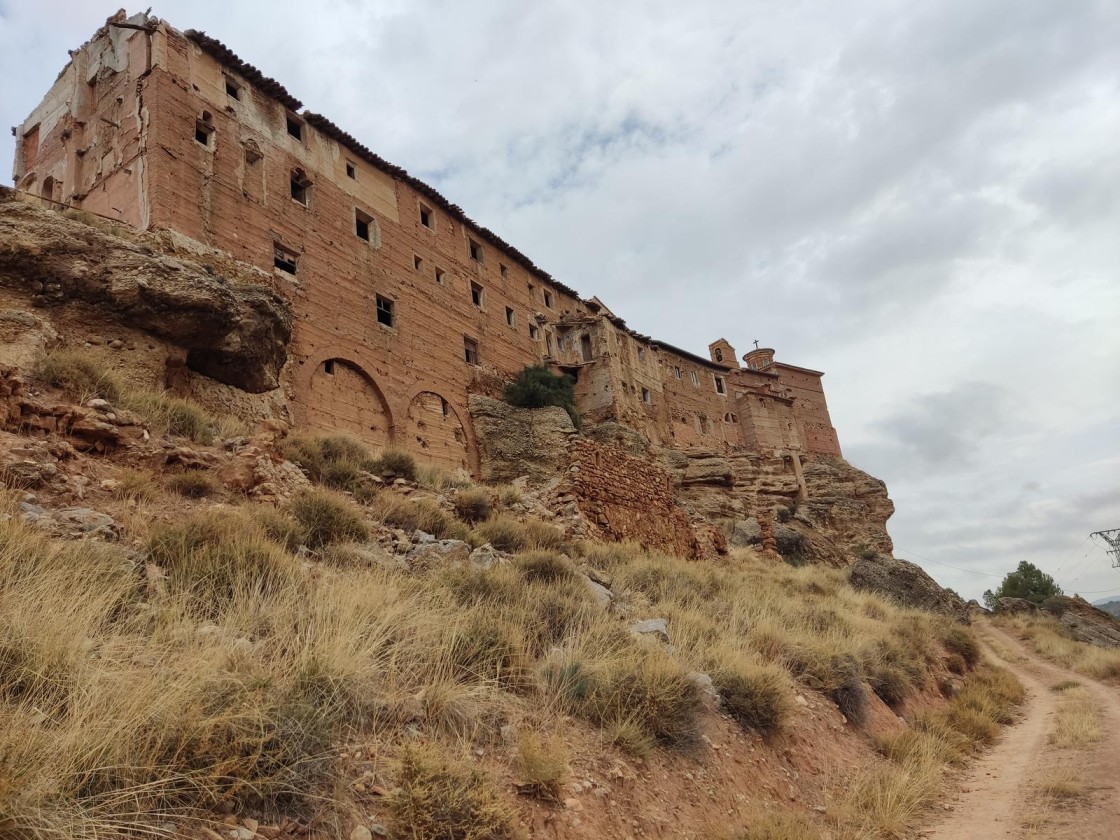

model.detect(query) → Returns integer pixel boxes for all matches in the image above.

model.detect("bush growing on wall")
[502,365,579,427]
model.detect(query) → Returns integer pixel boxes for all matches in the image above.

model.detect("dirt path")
[924,620,1120,839]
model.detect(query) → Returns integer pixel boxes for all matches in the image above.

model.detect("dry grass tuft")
[476,516,564,553]
[1037,769,1087,801]
[367,492,472,542]
[515,731,570,800]
[114,467,158,502]
[286,487,369,548]
[1000,613,1120,680]
[35,348,122,402]
[1049,686,1103,748]
[728,813,824,839]
[452,487,492,524]
[166,470,219,499]
[388,744,519,840]
[712,661,792,735]
[122,391,216,444]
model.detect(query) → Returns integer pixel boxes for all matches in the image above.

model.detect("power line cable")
[894,548,1005,578]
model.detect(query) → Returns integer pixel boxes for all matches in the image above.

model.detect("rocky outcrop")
[798,456,895,560]
[850,553,970,623]
[467,394,576,483]
[0,309,59,370]
[0,194,291,392]
[997,597,1039,614]
[1042,596,1120,648]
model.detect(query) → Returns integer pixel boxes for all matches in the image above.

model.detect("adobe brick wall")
[564,438,704,560]
[12,13,844,471]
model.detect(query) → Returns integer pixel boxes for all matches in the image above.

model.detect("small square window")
[346,161,356,179]
[529,324,539,340]
[469,238,483,262]
[291,169,310,205]
[273,243,298,275]
[641,388,651,404]
[505,307,515,327]
[500,263,508,278]
[194,120,214,147]
[323,359,335,375]
[414,255,424,271]
[435,268,447,285]
[419,204,433,229]
[543,289,553,308]
[286,114,303,140]
[355,208,374,242]
[471,281,484,308]
[224,77,240,99]
[464,337,480,365]
[376,295,394,327]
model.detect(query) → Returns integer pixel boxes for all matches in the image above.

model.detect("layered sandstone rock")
[1042,596,1120,648]
[0,194,291,392]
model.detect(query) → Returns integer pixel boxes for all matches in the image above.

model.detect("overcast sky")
[2,1,1118,601]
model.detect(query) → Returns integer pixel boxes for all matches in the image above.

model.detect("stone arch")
[405,390,471,472]
[305,357,393,449]
[40,176,55,202]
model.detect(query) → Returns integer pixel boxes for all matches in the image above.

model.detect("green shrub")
[286,488,368,548]
[389,745,518,840]
[502,365,579,427]
[713,664,791,735]
[166,470,218,499]
[452,488,492,524]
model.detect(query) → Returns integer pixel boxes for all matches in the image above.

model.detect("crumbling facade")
[11,11,841,474]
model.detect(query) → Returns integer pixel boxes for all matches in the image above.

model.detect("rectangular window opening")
[469,238,483,262]
[290,170,310,205]
[376,295,394,327]
[414,255,424,271]
[471,281,484,308]
[273,243,298,275]
[674,366,682,379]
[224,77,240,99]
[194,120,214,147]
[690,370,699,386]
[346,161,356,179]
[419,204,433,229]
[505,307,516,327]
[545,333,554,356]
[543,289,553,308]
[355,208,373,242]
[323,359,335,375]
[286,114,303,140]
[435,268,446,285]
[528,283,536,302]
[499,263,508,277]
[641,388,651,404]
[464,337,480,365]
[715,376,726,395]
[529,324,539,340]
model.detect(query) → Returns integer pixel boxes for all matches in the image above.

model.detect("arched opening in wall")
[40,176,55,203]
[406,391,469,472]
[306,358,392,449]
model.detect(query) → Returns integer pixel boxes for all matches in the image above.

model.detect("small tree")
[502,365,579,427]
[983,561,1063,610]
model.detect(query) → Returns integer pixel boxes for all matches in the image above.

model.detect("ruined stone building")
[11,11,842,478]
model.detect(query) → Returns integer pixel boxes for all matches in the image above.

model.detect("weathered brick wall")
[12,15,844,472]
[565,438,704,560]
